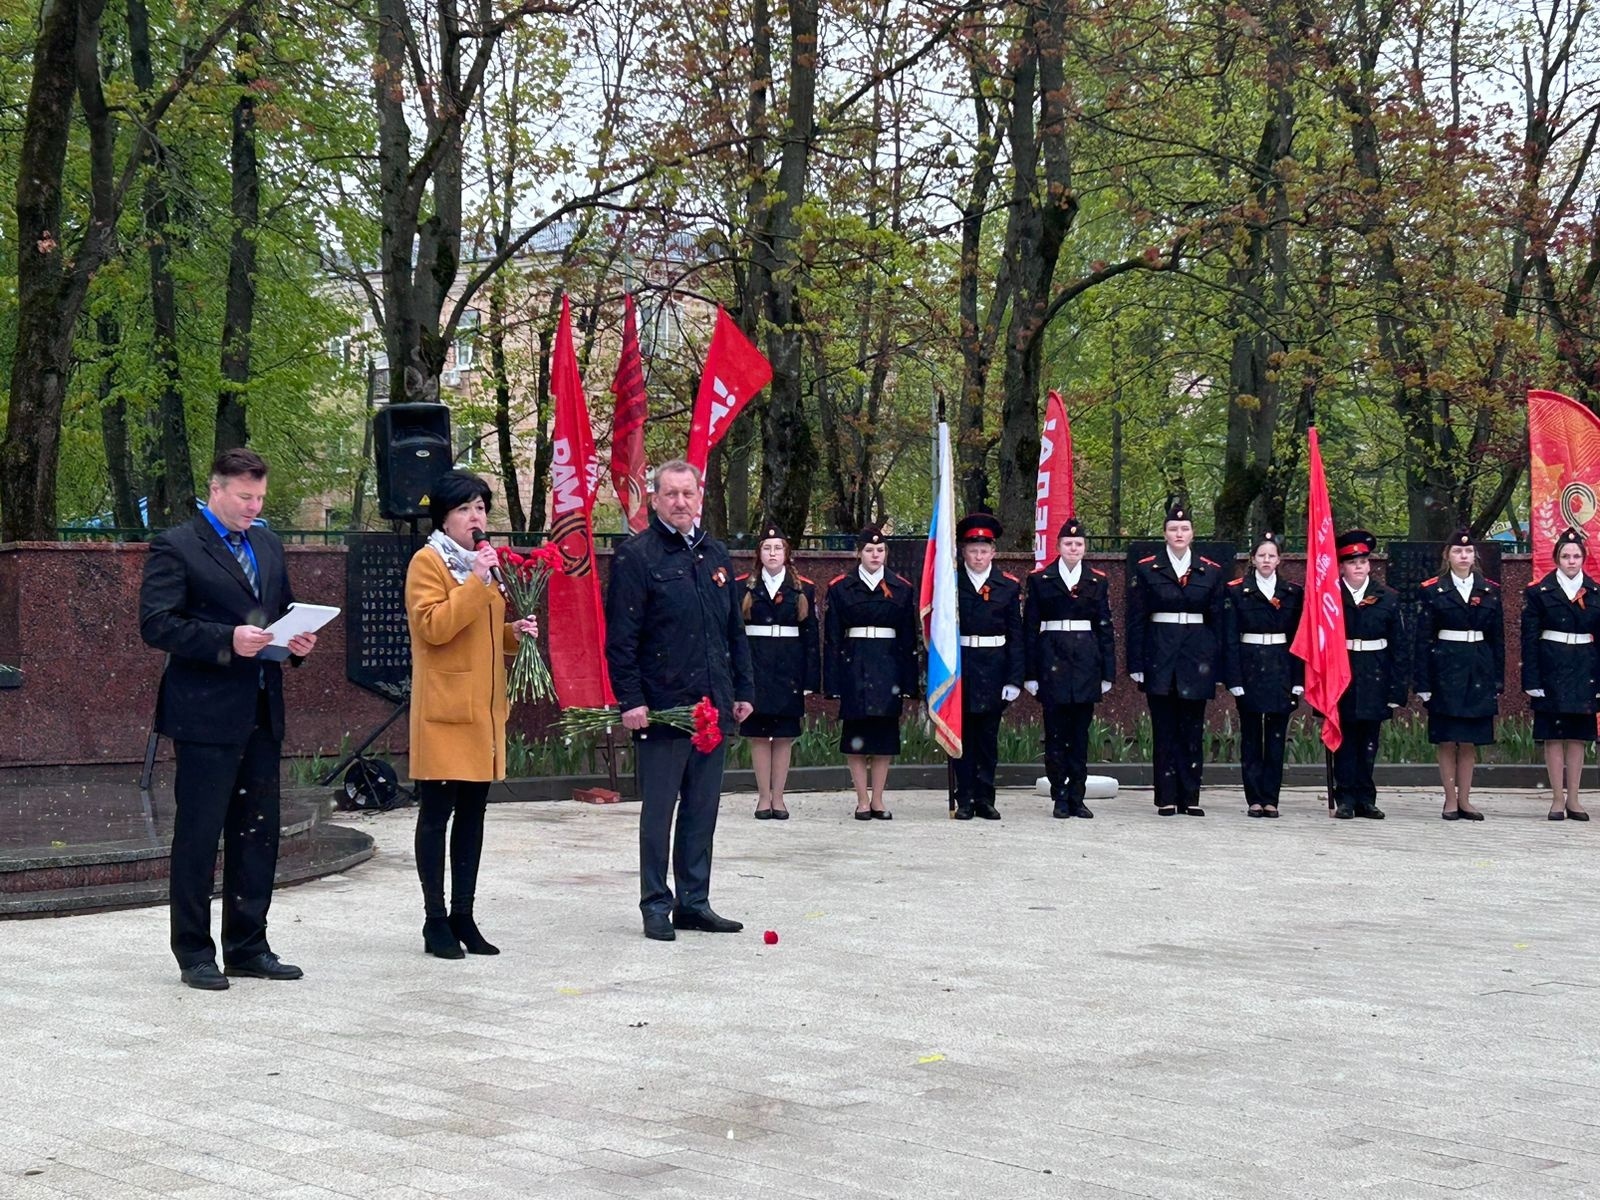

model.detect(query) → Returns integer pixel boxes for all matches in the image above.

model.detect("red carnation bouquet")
[557,695,724,754]
[496,543,564,704]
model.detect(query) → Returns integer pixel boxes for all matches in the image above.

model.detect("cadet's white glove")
[1101,680,1113,694]
[1130,672,1144,684]
[1023,680,1039,696]
[1229,687,1245,697]
[1001,685,1021,702]
[1387,702,1400,708]
[1417,692,1431,702]
[1292,686,1303,695]
[1526,689,1545,698]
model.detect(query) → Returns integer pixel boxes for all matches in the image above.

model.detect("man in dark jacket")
[605,460,755,942]
[951,513,1024,820]
[1329,528,1407,819]
[1023,517,1116,818]
[138,449,319,990]
[1126,501,1226,816]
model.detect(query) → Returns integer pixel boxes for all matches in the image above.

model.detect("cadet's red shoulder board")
[1486,578,1500,588]
[1200,556,1220,569]
[1227,577,1243,587]
[1001,571,1020,583]
[1091,568,1107,578]
[828,572,848,585]
[735,572,750,582]
[1138,555,1157,564]
[796,573,814,585]
[1420,575,1438,587]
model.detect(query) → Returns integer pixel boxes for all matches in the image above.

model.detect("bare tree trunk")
[215,0,259,454]
[96,315,142,530]
[488,282,528,532]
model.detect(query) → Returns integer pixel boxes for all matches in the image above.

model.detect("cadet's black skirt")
[1534,711,1598,742]
[840,716,900,756]
[1428,712,1495,745]
[740,713,802,739]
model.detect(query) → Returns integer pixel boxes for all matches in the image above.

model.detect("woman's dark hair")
[428,469,493,530]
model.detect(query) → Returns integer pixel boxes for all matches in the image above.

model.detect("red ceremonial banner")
[609,295,649,533]
[547,295,616,708]
[1034,389,1076,566]
[1528,388,1600,577]
[1290,426,1350,752]
[686,307,772,473]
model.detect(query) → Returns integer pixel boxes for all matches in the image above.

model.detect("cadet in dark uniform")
[1126,501,1226,816]
[1522,526,1599,821]
[951,513,1024,820]
[1327,529,1406,820]
[738,522,820,820]
[1023,517,1115,819]
[604,460,755,942]
[824,525,919,820]
[1220,531,1304,818]
[1414,529,1503,821]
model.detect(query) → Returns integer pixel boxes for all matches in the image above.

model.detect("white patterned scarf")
[427,529,476,583]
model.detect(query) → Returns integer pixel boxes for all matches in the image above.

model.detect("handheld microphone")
[470,528,505,588]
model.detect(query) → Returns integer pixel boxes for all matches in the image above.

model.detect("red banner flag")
[547,295,615,707]
[1290,426,1350,751]
[609,295,649,533]
[686,307,772,473]
[1034,389,1076,566]
[1528,388,1600,577]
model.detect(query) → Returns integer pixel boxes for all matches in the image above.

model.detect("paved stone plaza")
[3,784,1598,1199]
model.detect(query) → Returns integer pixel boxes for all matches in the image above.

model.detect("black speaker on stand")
[374,402,452,520]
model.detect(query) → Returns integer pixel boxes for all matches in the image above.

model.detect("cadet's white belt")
[745,624,800,638]
[1436,629,1484,643]
[1240,633,1287,646]
[1346,638,1388,651]
[959,635,1007,648]
[1151,612,1205,625]
[1541,630,1594,645]
[848,626,897,639]
[1039,620,1092,633]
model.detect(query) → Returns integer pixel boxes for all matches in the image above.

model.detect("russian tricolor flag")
[921,422,962,758]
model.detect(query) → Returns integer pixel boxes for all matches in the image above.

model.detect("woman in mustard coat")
[406,470,537,959]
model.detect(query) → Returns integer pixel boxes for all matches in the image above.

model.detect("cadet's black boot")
[973,801,1001,820]
[954,801,974,820]
[1067,799,1095,819]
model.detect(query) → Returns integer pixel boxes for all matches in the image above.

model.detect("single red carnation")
[763,930,778,945]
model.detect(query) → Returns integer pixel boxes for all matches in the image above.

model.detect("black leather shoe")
[1355,804,1386,820]
[1185,807,1206,817]
[423,917,465,958]
[869,809,893,820]
[449,911,500,955]
[1333,804,1355,820]
[974,802,1001,820]
[1052,801,1072,818]
[1566,807,1590,822]
[1441,807,1462,821]
[1548,809,1567,821]
[1068,801,1094,819]
[1456,807,1483,821]
[180,962,229,991]
[954,803,974,821]
[754,808,774,820]
[771,807,790,821]
[673,907,743,933]
[854,809,873,821]
[643,913,676,941]
[225,952,303,981]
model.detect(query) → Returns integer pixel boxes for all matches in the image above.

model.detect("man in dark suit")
[951,513,1024,820]
[605,460,754,942]
[139,449,318,990]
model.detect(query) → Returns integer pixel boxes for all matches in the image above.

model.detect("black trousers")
[1043,702,1095,804]
[169,691,280,968]
[1238,708,1290,807]
[414,779,491,918]
[953,710,1002,804]
[637,737,727,918]
[1331,718,1382,809]
[1147,693,1208,808]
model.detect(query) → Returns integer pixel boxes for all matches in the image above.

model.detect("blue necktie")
[228,532,259,597]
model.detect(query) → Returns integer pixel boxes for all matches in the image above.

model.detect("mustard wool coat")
[405,547,521,782]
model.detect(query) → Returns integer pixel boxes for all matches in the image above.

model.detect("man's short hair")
[211,448,269,481]
[427,469,494,529]
[652,460,702,491]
